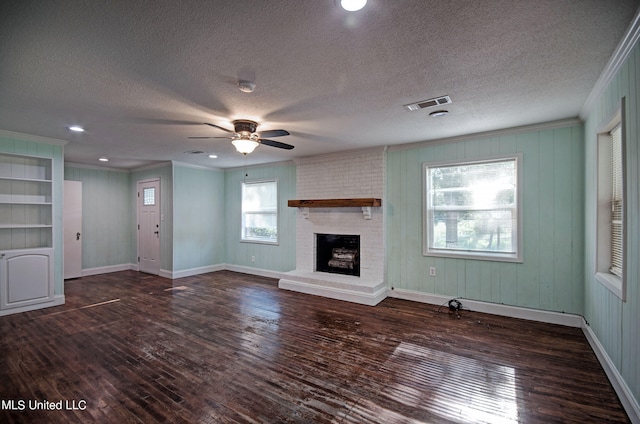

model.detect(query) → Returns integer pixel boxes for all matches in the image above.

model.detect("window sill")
[240,239,279,246]
[595,272,625,300]
[424,249,522,263]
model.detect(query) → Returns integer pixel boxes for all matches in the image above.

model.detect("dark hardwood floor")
[0,270,629,423]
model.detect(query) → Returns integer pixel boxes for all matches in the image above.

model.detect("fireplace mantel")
[288,198,381,208]
[288,198,382,220]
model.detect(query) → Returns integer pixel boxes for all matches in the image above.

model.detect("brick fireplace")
[278,147,387,306]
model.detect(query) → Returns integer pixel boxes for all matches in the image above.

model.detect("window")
[610,125,623,278]
[143,187,155,206]
[424,155,522,262]
[241,180,278,244]
[595,102,626,300]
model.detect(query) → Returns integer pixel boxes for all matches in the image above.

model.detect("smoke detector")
[238,80,256,93]
[429,110,449,117]
[404,95,452,111]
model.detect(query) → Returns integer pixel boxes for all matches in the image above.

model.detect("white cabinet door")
[0,248,54,310]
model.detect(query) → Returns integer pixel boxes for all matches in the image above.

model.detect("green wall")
[584,39,640,408]
[64,166,132,270]
[224,162,296,272]
[65,161,293,275]
[386,124,585,314]
[172,164,225,272]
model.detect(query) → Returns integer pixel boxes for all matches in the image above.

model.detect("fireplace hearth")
[316,234,360,276]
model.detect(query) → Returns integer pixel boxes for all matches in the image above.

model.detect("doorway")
[64,180,82,279]
[137,179,161,275]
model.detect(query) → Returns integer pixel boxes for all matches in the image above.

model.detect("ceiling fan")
[189,120,294,155]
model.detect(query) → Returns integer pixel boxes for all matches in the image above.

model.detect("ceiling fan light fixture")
[232,138,259,155]
[341,0,367,11]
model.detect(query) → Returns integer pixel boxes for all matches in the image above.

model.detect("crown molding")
[580,7,640,119]
[387,118,582,152]
[224,159,295,172]
[0,129,68,146]
[171,160,223,172]
[294,146,387,166]
[64,161,131,173]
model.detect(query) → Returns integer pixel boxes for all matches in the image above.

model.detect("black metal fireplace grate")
[316,233,360,276]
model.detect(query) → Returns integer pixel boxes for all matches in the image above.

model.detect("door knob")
[76,232,81,240]
[154,231,159,235]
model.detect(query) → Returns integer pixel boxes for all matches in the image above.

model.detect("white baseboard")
[79,262,282,280]
[224,264,288,280]
[387,288,583,327]
[82,264,136,277]
[582,322,640,423]
[167,264,225,279]
[0,295,65,317]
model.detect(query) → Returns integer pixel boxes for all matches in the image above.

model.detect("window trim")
[594,99,626,301]
[423,153,523,263]
[240,178,279,245]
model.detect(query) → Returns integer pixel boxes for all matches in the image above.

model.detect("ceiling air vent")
[404,95,452,111]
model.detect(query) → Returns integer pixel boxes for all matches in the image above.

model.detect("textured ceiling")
[0,0,638,169]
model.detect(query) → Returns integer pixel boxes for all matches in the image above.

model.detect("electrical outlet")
[429,266,436,277]
[251,256,255,263]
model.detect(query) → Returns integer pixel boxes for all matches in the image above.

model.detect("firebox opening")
[316,233,360,277]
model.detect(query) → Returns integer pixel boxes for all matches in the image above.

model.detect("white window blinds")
[610,125,623,278]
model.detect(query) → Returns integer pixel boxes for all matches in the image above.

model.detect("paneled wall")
[386,124,584,314]
[172,164,225,272]
[584,40,640,408]
[224,162,296,272]
[64,166,132,270]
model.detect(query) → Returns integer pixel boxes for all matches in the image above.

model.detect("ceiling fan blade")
[188,136,231,139]
[259,138,294,150]
[204,122,234,133]
[259,129,290,138]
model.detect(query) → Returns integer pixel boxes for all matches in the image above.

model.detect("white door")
[64,180,83,279]
[137,179,161,275]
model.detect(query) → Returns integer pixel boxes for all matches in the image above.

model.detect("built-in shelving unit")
[0,153,55,313]
[0,154,53,250]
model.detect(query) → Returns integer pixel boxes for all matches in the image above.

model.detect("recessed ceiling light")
[208,154,218,159]
[68,125,85,132]
[341,0,367,11]
[98,157,109,162]
[429,110,449,117]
